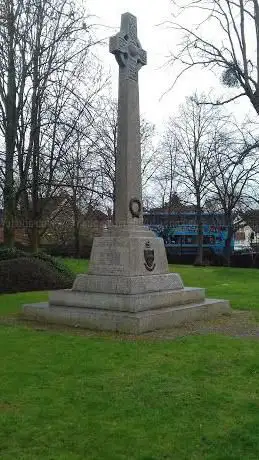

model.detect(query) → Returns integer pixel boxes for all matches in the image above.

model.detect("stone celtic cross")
[110,13,147,228]
[109,13,147,81]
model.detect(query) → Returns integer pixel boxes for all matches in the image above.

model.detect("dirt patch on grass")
[0,402,20,412]
[143,310,259,340]
[1,310,259,340]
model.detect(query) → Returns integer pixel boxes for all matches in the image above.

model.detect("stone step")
[72,272,184,294]
[23,298,231,334]
[48,286,205,313]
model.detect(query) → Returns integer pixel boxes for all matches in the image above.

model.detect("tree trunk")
[72,189,80,258]
[74,223,80,259]
[112,191,116,224]
[31,226,40,253]
[73,207,80,258]
[224,219,233,266]
[4,4,16,247]
[31,132,40,253]
[194,198,203,266]
[30,21,42,253]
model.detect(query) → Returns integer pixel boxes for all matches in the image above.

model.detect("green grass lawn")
[1,328,259,460]
[171,264,259,311]
[62,257,89,275]
[1,260,259,459]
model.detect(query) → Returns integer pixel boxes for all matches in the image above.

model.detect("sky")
[86,0,250,130]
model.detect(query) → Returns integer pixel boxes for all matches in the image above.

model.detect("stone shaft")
[110,12,147,227]
[116,68,142,226]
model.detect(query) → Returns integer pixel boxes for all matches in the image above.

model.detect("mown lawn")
[63,257,89,275]
[1,328,259,460]
[171,264,259,311]
[1,260,259,459]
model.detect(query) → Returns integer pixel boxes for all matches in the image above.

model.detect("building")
[236,210,259,246]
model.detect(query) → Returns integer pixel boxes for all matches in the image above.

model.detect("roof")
[242,210,259,230]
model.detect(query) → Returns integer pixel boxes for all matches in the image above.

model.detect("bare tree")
[152,131,181,210]
[94,99,117,219]
[0,0,18,246]
[140,118,161,198]
[165,94,225,265]
[169,0,259,114]
[60,130,102,257]
[208,128,259,263]
[94,98,160,219]
[0,0,104,250]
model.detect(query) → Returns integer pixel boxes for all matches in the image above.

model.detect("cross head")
[109,12,147,81]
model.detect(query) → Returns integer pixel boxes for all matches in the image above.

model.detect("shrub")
[0,247,75,285]
[0,247,28,261]
[0,247,76,293]
[0,257,75,294]
[32,252,74,282]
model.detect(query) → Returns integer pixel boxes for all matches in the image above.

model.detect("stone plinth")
[87,234,170,276]
[22,231,231,333]
[23,245,231,333]
[23,297,230,334]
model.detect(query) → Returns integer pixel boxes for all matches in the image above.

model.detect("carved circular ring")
[129,198,141,218]
[128,43,138,57]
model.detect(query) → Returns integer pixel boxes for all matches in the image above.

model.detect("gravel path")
[143,310,259,340]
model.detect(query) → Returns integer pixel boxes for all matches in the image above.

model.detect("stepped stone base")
[22,230,231,333]
[23,297,230,334]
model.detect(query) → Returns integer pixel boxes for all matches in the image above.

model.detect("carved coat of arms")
[144,241,156,272]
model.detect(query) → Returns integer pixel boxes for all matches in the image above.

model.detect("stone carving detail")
[109,12,147,81]
[144,241,156,272]
[97,250,121,266]
[129,16,137,39]
[129,198,141,218]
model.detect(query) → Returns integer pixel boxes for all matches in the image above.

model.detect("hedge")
[0,257,75,294]
[0,247,75,293]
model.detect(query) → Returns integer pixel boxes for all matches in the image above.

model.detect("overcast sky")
[87,0,250,130]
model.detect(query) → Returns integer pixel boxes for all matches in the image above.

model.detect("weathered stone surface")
[88,235,169,276]
[73,272,184,294]
[49,286,204,312]
[109,12,146,227]
[23,298,231,334]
